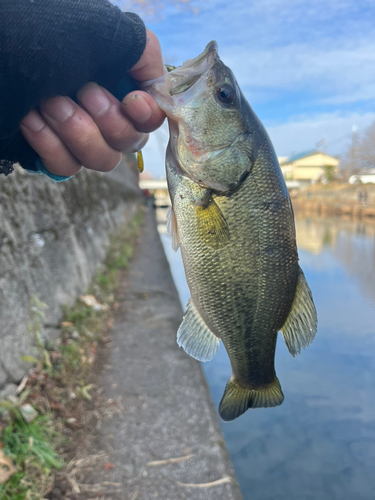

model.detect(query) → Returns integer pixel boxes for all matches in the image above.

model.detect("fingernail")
[132,133,149,152]
[77,83,111,117]
[122,94,152,123]
[21,110,46,132]
[41,96,75,123]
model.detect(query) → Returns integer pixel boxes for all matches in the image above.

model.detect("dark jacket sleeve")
[0,0,147,175]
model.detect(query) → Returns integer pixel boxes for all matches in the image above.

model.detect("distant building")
[139,170,170,207]
[278,150,339,186]
[349,169,375,185]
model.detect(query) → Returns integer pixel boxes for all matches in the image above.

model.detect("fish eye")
[216,84,236,105]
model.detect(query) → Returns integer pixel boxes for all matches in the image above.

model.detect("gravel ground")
[61,201,243,500]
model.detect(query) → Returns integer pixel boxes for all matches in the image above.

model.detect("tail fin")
[219,377,284,422]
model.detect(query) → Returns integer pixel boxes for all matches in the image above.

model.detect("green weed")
[0,208,144,498]
[0,414,63,499]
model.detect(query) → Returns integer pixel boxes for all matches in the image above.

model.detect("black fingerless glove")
[0,0,147,175]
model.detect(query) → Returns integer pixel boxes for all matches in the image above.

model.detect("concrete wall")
[0,157,142,394]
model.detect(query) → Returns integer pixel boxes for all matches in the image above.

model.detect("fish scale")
[145,41,317,421]
[171,153,296,392]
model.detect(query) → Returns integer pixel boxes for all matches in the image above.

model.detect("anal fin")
[177,299,220,362]
[280,267,318,357]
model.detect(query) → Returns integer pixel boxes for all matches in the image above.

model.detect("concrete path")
[82,201,243,500]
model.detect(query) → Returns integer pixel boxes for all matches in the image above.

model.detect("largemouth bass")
[144,41,317,421]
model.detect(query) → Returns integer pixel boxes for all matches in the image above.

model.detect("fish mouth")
[142,41,219,98]
[168,41,218,95]
[179,40,218,70]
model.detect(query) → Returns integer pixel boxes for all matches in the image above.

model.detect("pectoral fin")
[280,267,318,357]
[177,299,220,362]
[166,205,180,251]
[195,197,229,249]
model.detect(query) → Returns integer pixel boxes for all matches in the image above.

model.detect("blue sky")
[117,0,375,177]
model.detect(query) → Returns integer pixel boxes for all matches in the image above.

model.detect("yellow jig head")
[137,150,144,173]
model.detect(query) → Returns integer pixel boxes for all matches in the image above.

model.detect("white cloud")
[265,111,375,157]
[222,41,375,106]
[147,0,375,108]
[137,0,375,170]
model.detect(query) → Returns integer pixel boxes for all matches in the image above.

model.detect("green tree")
[324,164,335,182]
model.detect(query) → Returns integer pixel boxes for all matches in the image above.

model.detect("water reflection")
[157,208,375,500]
[295,214,375,304]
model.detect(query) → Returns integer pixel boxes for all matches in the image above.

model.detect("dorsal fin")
[280,267,318,357]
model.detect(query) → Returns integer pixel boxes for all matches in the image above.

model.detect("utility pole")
[351,124,358,173]
[315,138,327,152]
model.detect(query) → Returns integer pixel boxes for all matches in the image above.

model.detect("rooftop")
[279,150,339,165]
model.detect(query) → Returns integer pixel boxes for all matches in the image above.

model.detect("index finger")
[128,29,165,82]
[123,29,166,133]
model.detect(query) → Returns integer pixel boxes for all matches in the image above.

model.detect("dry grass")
[0,208,144,500]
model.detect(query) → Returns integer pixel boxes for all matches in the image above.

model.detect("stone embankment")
[292,183,375,219]
[1,160,242,498]
[0,157,142,395]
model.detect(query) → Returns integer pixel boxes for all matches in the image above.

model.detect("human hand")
[20,29,166,177]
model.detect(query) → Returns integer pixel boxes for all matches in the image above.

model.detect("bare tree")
[356,122,375,171]
[341,121,375,178]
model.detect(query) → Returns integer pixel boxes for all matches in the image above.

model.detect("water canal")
[157,208,375,500]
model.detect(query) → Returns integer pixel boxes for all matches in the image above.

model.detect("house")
[279,150,339,186]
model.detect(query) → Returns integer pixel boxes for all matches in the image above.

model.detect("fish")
[143,41,317,421]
